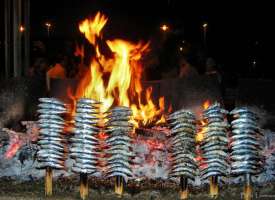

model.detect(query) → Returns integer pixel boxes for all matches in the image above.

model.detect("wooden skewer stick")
[45,167,53,196]
[115,175,124,197]
[80,173,88,200]
[180,176,188,199]
[244,173,252,200]
[209,176,218,198]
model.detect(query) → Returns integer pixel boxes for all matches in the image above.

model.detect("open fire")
[71,12,166,128]
[1,9,275,200]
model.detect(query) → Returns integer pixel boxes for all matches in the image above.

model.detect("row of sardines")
[37,98,134,182]
[168,102,264,184]
[36,98,264,183]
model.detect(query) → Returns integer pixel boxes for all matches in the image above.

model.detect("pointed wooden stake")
[180,176,188,199]
[45,167,53,196]
[115,176,124,197]
[244,174,252,200]
[80,173,88,200]
[209,176,218,198]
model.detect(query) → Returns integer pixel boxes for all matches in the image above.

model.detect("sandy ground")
[0,178,275,200]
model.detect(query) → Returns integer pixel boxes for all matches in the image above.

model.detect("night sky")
[1,0,273,78]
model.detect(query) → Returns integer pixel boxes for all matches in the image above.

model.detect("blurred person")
[205,57,222,83]
[74,56,88,79]
[178,56,199,79]
[28,57,49,78]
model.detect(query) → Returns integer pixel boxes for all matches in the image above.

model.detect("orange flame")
[203,100,210,110]
[196,120,206,142]
[79,12,108,45]
[196,100,210,142]
[74,12,166,127]
[74,43,85,59]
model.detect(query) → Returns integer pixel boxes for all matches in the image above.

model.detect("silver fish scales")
[168,109,197,181]
[199,102,229,180]
[229,107,264,177]
[70,98,101,175]
[36,98,66,170]
[104,106,134,182]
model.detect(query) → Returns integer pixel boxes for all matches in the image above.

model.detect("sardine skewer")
[70,98,101,200]
[105,106,134,197]
[229,107,263,200]
[36,98,67,197]
[168,109,197,199]
[199,102,229,198]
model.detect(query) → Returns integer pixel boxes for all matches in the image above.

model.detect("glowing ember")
[4,134,22,159]
[3,122,39,159]
[146,139,165,150]
[73,11,166,127]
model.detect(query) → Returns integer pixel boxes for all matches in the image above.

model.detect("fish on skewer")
[104,106,134,197]
[229,107,264,200]
[70,98,101,200]
[168,109,197,199]
[36,98,67,197]
[199,102,229,198]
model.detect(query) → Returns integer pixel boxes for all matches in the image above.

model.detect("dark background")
[0,0,273,79]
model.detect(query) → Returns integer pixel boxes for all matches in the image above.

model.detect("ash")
[1,106,275,186]
[132,129,170,180]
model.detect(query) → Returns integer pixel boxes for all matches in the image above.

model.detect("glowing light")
[19,25,25,32]
[160,24,169,32]
[45,22,52,28]
[203,100,210,110]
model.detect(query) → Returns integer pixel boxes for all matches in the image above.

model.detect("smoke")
[0,100,25,128]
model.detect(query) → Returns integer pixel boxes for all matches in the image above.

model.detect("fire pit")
[1,10,275,200]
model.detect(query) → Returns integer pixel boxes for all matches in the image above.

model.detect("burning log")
[229,107,264,200]
[70,98,101,200]
[199,102,229,198]
[36,98,67,196]
[104,106,134,197]
[167,109,197,199]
